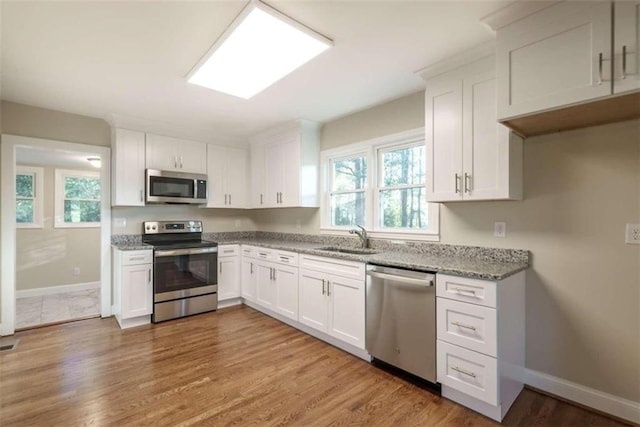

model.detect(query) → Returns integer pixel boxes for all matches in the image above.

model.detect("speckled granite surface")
[111,235,150,251]
[112,231,529,280]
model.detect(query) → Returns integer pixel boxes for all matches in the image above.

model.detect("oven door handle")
[154,247,218,257]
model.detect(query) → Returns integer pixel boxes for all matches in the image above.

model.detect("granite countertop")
[112,233,529,281]
[212,237,528,281]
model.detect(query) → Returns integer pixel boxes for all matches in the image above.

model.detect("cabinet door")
[206,145,226,207]
[112,128,145,206]
[121,264,153,318]
[146,134,180,171]
[497,1,612,119]
[264,143,283,207]
[251,144,266,208]
[241,258,257,302]
[614,1,640,94]
[274,264,299,321]
[226,147,248,208]
[328,275,365,349]
[279,137,300,207]
[178,139,207,174]
[218,257,240,301]
[462,72,507,200]
[255,262,276,309]
[299,269,328,333]
[425,77,463,202]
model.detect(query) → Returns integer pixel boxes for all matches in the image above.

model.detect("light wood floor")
[0,305,630,426]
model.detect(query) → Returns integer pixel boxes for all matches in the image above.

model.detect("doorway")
[1,135,111,335]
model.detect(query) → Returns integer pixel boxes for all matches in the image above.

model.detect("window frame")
[326,150,371,229]
[320,128,439,241]
[15,165,44,229]
[54,168,101,229]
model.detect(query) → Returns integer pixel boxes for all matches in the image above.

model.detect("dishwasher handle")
[367,270,434,287]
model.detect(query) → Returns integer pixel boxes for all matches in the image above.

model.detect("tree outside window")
[55,169,101,228]
[15,166,44,228]
[330,155,367,227]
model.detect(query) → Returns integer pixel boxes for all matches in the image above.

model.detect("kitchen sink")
[316,246,380,255]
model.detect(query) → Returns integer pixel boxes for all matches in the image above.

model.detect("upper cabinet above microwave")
[485,1,640,136]
[145,133,207,174]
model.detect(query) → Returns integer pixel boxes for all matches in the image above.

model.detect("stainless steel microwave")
[146,169,207,204]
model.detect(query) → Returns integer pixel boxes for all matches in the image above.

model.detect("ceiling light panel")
[187,1,332,99]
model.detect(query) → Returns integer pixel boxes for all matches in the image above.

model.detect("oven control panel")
[143,220,203,234]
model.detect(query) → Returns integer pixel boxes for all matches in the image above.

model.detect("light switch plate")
[626,224,640,244]
[113,218,126,228]
[494,222,507,238]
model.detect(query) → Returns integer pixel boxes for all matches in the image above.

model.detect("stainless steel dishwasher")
[366,264,436,383]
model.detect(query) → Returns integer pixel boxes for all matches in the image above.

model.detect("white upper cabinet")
[614,1,640,94]
[206,145,248,208]
[145,133,207,174]
[111,128,146,206]
[423,55,523,202]
[250,120,320,208]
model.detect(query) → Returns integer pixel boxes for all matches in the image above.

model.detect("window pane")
[16,199,34,223]
[64,200,101,223]
[332,156,367,191]
[65,177,101,199]
[331,193,365,227]
[16,174,34,198]
[379,188,427,229]
[381,145,425,187]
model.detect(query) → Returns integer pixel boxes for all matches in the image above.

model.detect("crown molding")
[415,40,495,81]
[480,0,561,32]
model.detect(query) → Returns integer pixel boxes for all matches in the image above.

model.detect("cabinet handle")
[273,268,277,281]
[454,174,461,194]
[229,194,231,205]
[598,52,604,85]
[180,156,183,169]
[451,321,477,331]
[148,268,151,283]
[622,45,627,79]
[219,262,223,274]
[326,281,331,296]
[464,173,471,193]
[174,156,177,169]
[140,189,143,202]
[452,287,477,296]
[452,366,476,378]
[129,256,144,261]
[260,194,263,205]
[250,262,253,274]
[321,279,325,295]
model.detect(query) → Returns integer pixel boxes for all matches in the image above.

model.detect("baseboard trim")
[16,281,100,298]
[524,368,640,424]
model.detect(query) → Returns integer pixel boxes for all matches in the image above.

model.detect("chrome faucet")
[349,225,369,248]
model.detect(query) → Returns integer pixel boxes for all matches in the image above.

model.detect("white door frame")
[1,134,112,335]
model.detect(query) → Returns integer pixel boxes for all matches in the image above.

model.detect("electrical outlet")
[625,224,640,244]
[296,219,301,229]
[494,222,507,238]
[235,219,241,228]
[73,267,80,276]
[113,218,126,228]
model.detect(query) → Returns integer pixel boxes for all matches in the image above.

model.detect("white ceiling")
[1,1,509,141]
[17,146,104,170]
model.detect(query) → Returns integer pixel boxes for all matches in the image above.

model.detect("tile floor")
[16,289,101,329]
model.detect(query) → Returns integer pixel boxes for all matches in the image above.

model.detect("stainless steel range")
[142,220,218,323]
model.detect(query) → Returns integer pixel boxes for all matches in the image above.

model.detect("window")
[55,169,101,228]
[15,166,44,228]
[321,128,439,240]
[329,154,367,227]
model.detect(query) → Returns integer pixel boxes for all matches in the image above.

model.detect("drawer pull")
[279,256,290,262]
[128,256,145,261]
[224,250,234,254]
[452,287,477,296]
[452,366,477,378]
[451,321,476,331]
[259,252,268,257]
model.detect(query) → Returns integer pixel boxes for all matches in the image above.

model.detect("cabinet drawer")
[437,340,498,406]
[300,254,365,281]
[122,250,152,266]
[437,298,497,357]
[241,245,255,258]
[254,248,275,261]
[218,244,239,257]
[273,250,298,267]
[436,274,496,308]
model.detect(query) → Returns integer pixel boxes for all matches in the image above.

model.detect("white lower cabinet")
[217,245,240,304]
[299,254,366,350]
[112,248,153,329]
[241,246,367,359]
[436,272,525,422]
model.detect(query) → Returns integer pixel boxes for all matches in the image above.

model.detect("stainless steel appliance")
[142,220,217,322]
[366,264,437,383]
[146,169,207,204]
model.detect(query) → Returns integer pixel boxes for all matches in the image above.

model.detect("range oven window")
[149,176,195,199]
[154,252,216,295]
